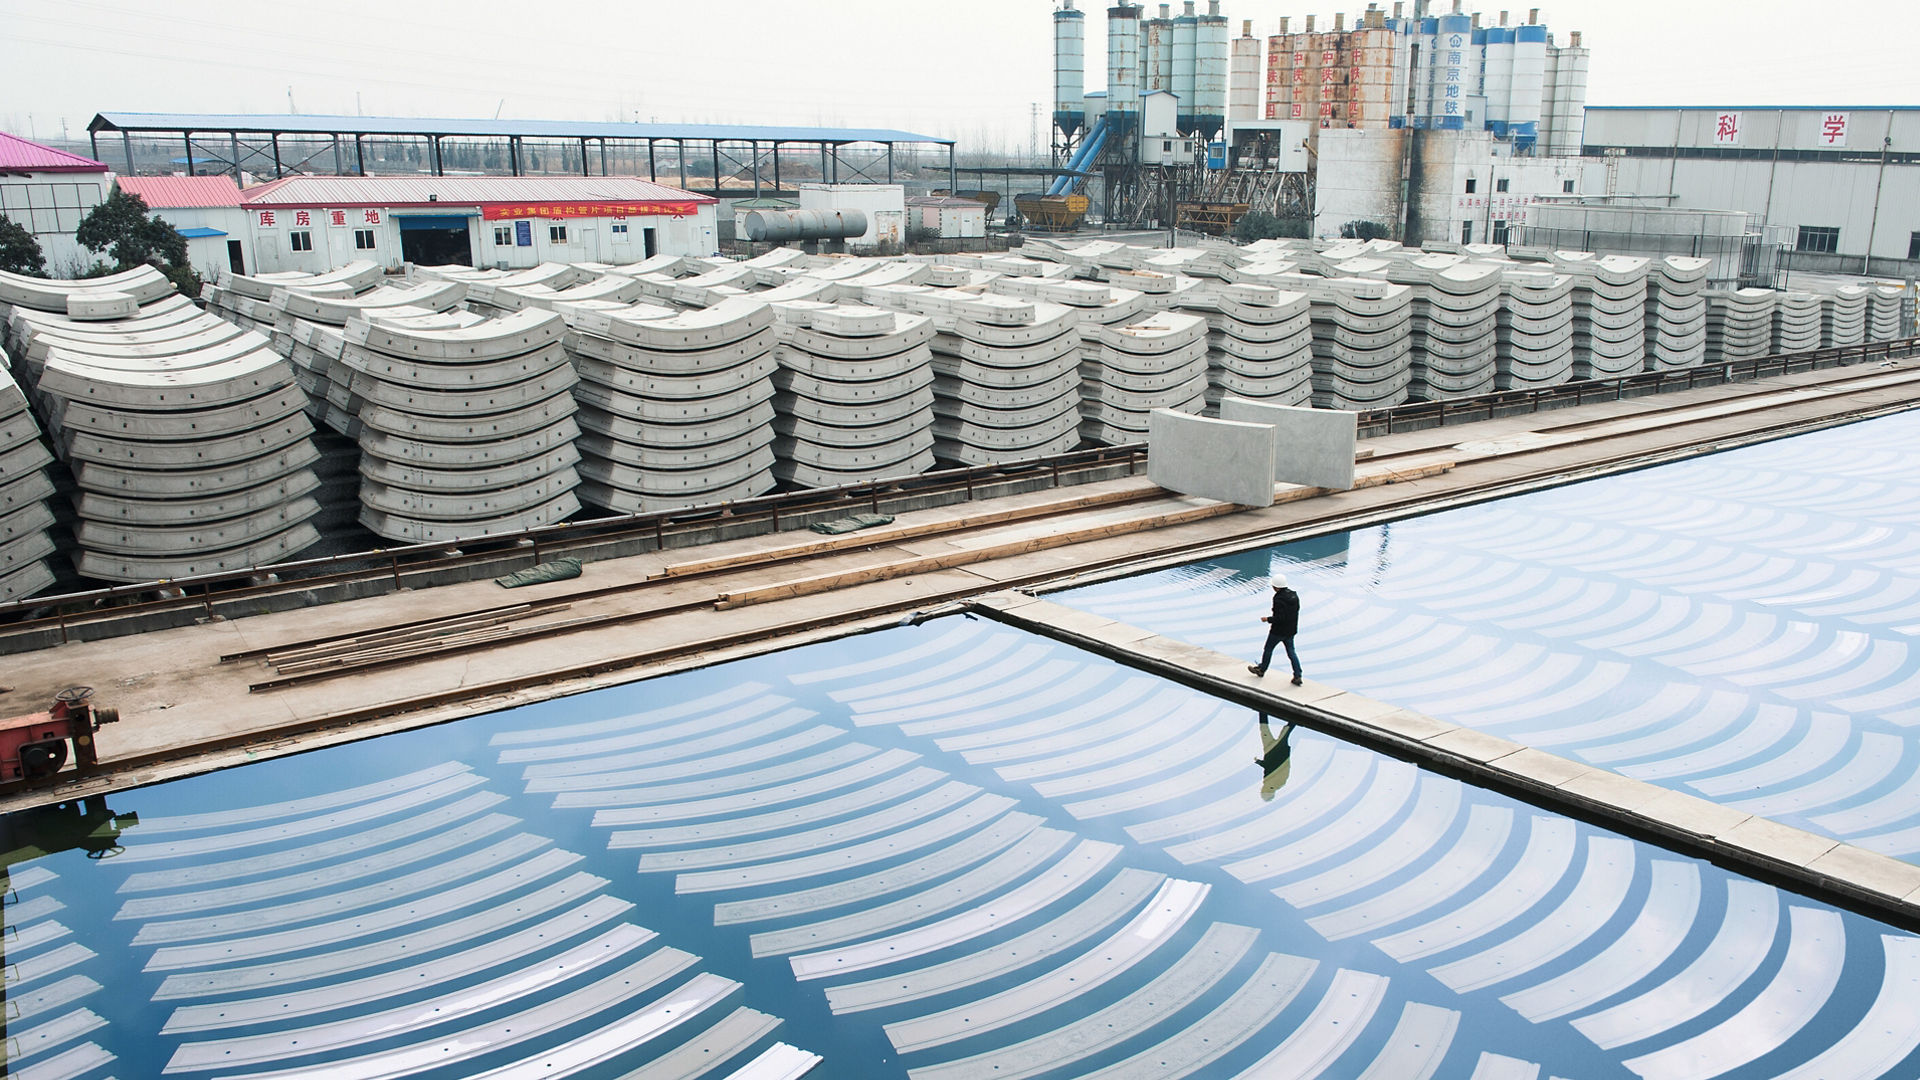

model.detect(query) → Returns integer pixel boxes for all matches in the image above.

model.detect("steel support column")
[647,139,657,182]
[183,131,193,175]
[89,130,99,163]
[122,132,134,175]
[948,143,957,196]
[355,134,365,175]
[711,141,721,197]
[272,133,282,177]
[333,134,343,175]
[751,140,760,196]
[772,141,781,194]
[887,143,894,184]
[678,139,687,190]
[580,136,590,176]
[229,131,241,181]
[508,137,520,176]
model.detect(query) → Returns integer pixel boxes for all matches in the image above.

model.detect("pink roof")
[0,131,108,173]
[240,174,715,209]
[117,175,245,208]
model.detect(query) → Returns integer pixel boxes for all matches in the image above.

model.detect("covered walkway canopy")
[87,112,958,196]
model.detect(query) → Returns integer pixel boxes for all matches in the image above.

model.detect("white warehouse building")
[0,132,112,276]
[1583,106,1920,275]
[235,176,720,274]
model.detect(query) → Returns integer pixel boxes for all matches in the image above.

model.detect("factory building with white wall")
[1582,106,1920,275]
[0,132,112,276]
[236,176,719,274]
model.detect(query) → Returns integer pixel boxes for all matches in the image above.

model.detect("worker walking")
[1248,575,1303,685]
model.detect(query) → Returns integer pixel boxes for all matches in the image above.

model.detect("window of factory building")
[612,221,628,237]
[289,231,312,252]
[493,225,512,246]
[1461,221,1474,245]
[1909,232,1920,261]
[1493,221,1510,246]
[354,229,376,250]
[1496,178,1511,193]
[550,225,568,244]
[1563,180,1576,193]
[1795,226,1840,254]
[1464,177,1477,194]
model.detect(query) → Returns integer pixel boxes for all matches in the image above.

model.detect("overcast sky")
[1,0,1910,155]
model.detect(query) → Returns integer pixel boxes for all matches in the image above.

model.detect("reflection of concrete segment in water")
[103,760,810,1076]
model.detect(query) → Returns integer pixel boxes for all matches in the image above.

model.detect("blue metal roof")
[90,112,954,146]
[175,226,227,237]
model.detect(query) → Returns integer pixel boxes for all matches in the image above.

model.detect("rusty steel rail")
[0,444,1149,644]
[1356,338,1920,437]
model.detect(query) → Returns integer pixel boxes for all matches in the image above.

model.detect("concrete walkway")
[974,590,1920,927]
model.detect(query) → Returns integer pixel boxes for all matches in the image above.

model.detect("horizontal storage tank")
[1054,1,1087,137]
[744,209,869,243]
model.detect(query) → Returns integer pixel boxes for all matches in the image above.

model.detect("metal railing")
[0,444,1147,643]
[1356,338,1920,438]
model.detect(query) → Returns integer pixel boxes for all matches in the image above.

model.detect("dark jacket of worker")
[1267,588,1301,637]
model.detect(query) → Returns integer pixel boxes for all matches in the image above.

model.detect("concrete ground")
[3,356,1918,814]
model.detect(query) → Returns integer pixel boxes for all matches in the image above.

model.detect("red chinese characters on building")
[256,210,276,227]
[1820,113,1849,147]
[293,210,311,227]
[330,210,348,227]
[1714,112,1741,144]
[363,209,382,225]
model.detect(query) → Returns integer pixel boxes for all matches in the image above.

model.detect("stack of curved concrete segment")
[1819,285,1869,348]
[861,286,1083,466]
[471,273,645,314]
[335,308,582,541]
[1376,257,1500,401]
[1494,270,1576,390]
[455,263,595,314]
[1079,311,1210,444]
[204,261,383,335]
[1772,292,1824,355]
[1869,284,1905,342]
[1288,275,1414,410]
[1643,256,1711,370]
[1553,253,1649,380]
[1,265,326,582]
[769,303,937,487]
[1174,284,1314,409]
[1705,288,1778,363]
[560,299,778,512]
[0,355,56,601]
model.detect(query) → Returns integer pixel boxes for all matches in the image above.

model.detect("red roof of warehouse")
[239,175,715,209]
[116,175,245,208]
[0,131,108,173]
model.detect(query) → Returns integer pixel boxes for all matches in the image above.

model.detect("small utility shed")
[906,195,988,238]
[115,175,250,279]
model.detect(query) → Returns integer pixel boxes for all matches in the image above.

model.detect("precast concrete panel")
[1219,395,1357,490]
[1146,408,1276,507]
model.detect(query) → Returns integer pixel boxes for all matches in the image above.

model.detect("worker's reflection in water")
[1256,713,1296,802]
